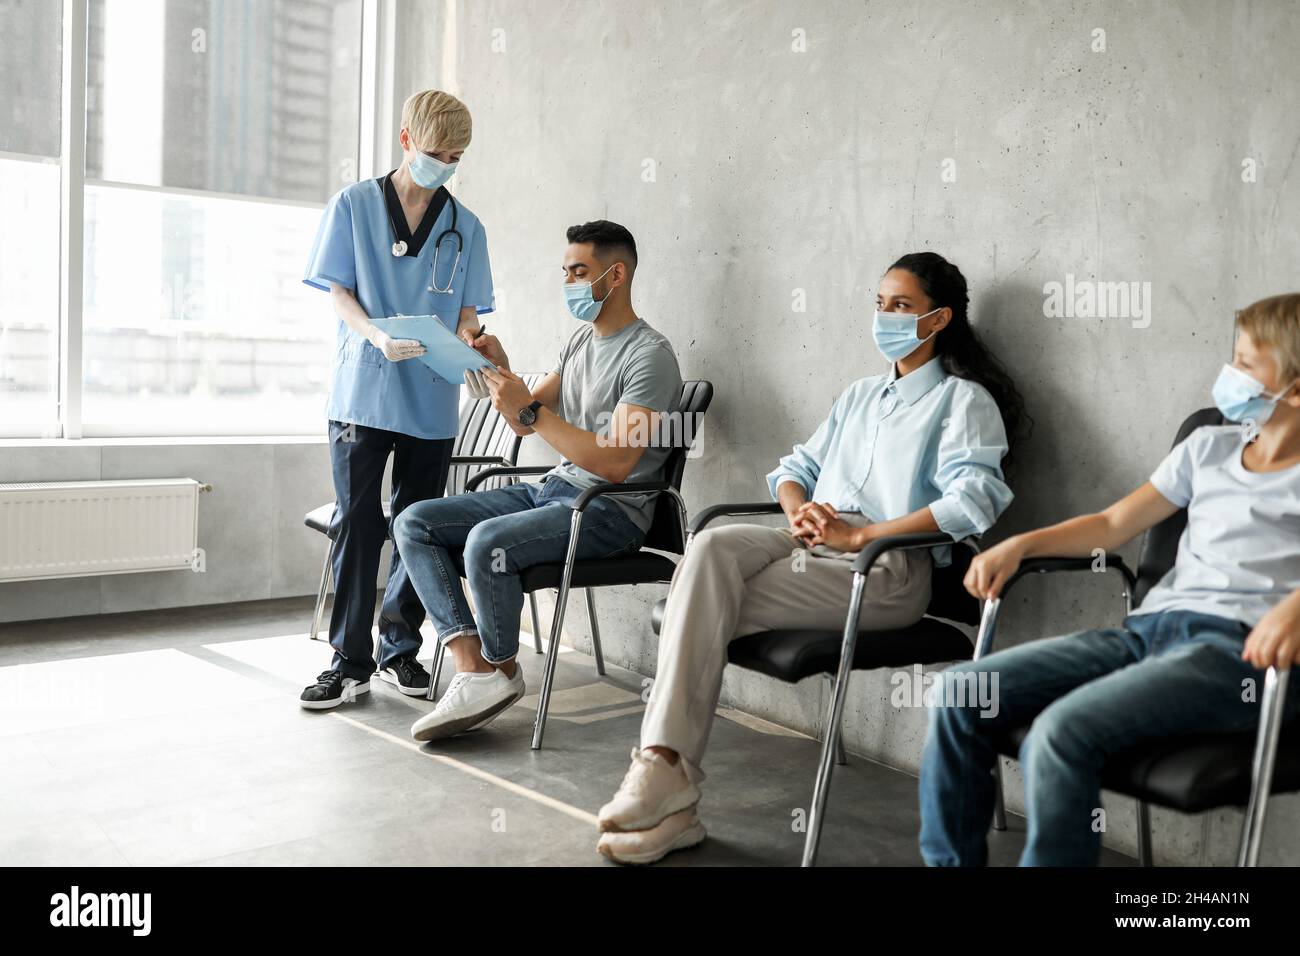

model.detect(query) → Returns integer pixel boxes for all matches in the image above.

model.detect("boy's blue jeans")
[919,609,1300,866]
[392,477,645,664]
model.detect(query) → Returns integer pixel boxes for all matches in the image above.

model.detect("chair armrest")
[465,465,552,492]
[1000,554,1137,602]
[448,455,512,466]
[849,531,957,575]
[973,554,1138,660]
[688,501,784,534]
[572,480,669,513]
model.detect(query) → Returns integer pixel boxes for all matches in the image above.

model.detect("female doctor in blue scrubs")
[298,90,502,710]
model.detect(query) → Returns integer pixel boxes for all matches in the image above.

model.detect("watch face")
[519,406,537,426]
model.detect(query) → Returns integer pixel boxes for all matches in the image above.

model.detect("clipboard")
[369,314,493,383]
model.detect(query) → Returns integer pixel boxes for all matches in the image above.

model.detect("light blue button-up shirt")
[765,356,1013,565]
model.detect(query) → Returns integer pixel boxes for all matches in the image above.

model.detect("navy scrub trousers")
[326,418,453,680]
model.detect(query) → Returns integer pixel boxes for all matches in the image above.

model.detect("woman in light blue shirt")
[596,252,1027,863]
[298,91,500,711]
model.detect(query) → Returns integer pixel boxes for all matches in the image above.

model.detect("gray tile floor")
[0,595,1133,867]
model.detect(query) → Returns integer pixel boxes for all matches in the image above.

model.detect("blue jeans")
[918,610,1300,866]
[392,477,645,664]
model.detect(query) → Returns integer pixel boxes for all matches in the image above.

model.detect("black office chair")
[303,373,548,649]
[975,407,1299,866]
[649,506,987,866]
[429,380,714,750]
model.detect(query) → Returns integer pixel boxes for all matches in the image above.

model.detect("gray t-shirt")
[545,317,682,532]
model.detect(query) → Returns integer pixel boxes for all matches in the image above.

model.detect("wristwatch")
[518,399,543,427]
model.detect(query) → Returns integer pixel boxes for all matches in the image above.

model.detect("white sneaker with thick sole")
[411,668,524,741]
[597,808,706,865]
[598,747,701,832]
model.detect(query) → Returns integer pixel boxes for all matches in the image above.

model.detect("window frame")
[1,0,396,441]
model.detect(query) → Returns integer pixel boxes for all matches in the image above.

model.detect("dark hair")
[887,252,1032,475]
[566,220,638,272]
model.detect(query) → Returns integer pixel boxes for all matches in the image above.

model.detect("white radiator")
[0,479,208,583]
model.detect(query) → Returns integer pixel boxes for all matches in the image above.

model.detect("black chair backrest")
[927,543,981,626]
[447,371,545,495]
[641,380,714,555]
[1132,406,1225,607]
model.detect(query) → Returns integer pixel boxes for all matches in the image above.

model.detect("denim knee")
[463,520,509,573]
[1019,702,1081,769]
[928,667,985,732]
[391,507,421,547]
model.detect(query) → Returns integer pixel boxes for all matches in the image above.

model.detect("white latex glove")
[366,326,425,362]
[463,368,490,400]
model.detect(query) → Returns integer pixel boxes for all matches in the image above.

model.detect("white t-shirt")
[1132,425,1300,627]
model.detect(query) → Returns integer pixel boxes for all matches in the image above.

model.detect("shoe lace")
[617,753,655,797]
[315,670,340,686]
[433,672,473,712]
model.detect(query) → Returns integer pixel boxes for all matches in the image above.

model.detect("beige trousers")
[640,521,932,784]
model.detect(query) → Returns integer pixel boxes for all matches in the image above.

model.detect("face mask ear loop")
[591,263,616,303]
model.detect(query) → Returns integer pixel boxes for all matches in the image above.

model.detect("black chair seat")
[993,722,1300,813]
[650,590,975,684]
[304,501,392,538]
[516,552,678,592]
[726,618,974,684]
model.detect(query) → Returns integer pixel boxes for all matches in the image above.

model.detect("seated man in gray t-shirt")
[392,219,683,743]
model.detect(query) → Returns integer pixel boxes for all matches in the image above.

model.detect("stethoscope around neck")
[384,179,462,294]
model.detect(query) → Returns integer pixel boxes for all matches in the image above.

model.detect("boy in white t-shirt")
[919,293,1300,866]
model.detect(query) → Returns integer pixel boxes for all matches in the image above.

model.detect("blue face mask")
[1211,363,1294,424]
[872,307,940,362]
[563,264,615,323]
[408,150,457,190]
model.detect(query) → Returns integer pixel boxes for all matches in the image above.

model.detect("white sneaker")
[411,668,524,741]
[598,747,700,832]
[597,808,706,865]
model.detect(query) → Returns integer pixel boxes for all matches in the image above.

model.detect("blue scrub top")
[303,175,495,440]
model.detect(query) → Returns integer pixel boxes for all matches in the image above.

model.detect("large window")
[0,0,373,437]
[0,0,63,435]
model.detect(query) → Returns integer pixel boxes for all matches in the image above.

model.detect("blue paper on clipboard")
[369,315,493,383]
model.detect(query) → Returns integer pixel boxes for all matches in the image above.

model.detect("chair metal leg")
[586,589,606,677]
[308,538,335,642]
[532,511,584,751]
[819,674,847,765]
[802,571,867,867]
[992,759,1008,831]
[528,592,543,654]
[1238,667,1289,866]
[427,642,446,702]
[1137,801,1153,866]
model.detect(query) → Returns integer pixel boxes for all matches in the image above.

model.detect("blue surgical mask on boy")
[408,150,457,190]
[1211,363,1295,424]
[872,307,941,362]
[563,264,615,323]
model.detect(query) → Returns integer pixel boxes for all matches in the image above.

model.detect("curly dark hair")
[887,251,1032,475]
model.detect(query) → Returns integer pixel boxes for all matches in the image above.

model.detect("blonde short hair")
[401,90,472,153]
[1238,293,1300,380]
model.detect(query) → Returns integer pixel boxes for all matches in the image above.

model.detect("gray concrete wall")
[2,0,1296,866]
[396,0,1300,864]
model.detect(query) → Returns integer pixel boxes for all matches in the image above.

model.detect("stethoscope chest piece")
[391,239,408,257]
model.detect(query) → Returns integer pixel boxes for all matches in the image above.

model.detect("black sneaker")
[378,654,431,697]
[300,669,370,710]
